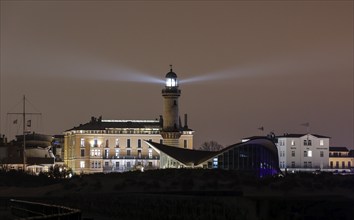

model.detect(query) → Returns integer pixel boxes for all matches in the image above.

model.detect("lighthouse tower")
[161,65,181,147]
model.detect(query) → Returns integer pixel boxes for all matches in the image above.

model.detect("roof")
[146,138,278,167]
[277,134,330,138]
[166,71,177,78]
[66,118,162,131]
[329,147,349,152]
[145,141,217,166]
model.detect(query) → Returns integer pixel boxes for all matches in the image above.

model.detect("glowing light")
[166,78,178,87]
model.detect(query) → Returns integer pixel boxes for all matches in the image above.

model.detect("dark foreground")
[0,169,353,220]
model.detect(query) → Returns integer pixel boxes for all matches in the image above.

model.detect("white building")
[276,134,330,172]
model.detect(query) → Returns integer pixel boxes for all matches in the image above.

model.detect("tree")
[199,140,223,151]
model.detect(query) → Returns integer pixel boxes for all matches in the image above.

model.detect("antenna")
[170,64,173,72]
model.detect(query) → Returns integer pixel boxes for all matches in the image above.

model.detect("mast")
[23,95,26,171]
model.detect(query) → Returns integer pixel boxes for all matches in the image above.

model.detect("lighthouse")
[161,65,182,147]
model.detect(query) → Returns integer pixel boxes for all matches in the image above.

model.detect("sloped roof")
[145,141,217,166]
[277,134,330,138]
[329,147,349,152]
[66,119,162,131]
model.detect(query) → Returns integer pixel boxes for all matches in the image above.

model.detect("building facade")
[147,138,280,177]
[329,147,353,171]
[64,69,194,174]
[276,134,330,172]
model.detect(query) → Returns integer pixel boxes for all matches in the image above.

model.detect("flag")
[13,119,18,124]
[27,120,31,127]
[300,122,310,127]
[258,126,264,131]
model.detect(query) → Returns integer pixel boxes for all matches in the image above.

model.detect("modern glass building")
[146,138,280,177]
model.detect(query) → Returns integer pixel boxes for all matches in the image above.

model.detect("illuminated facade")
[64,68,194,174]
[329,147,353,171]
[276,134,330,172]
[147,138,280,177]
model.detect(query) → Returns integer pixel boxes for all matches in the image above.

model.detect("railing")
[10,199,81,220]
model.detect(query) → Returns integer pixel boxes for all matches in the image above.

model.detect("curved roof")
[146,138,279,167]
[166,71,177,78]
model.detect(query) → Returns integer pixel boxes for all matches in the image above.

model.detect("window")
[80,161,85,168]
[308,150,312,157]
[115,139,119,148]
[308,162,312,168]
[184,140,187,148]
[138,139,141,148]
[94,139,98,147]
[81,138,85,147]
[138,150,142,158]
[115,162,119,168]
[342,161,345,168]
[303,140,307,146]
[160,139,163,144]
[291,140,295,146]
[127,139,131,148]
[115,149,120,157]
[330,161,333,168]
[336,161,339,168]
[104,149,109,158]
[304,151,307,157]
[91,149,101,157]
[320,151,324,157]
[105,161,109,167]
[148,149,152,159]
[105,139,109,148]
[81,149,85,157]
[291,161,295,168]
[127,162,131,168]
[127,149,131,156]
[304,162,308,168]
[308,140,312,146]
[348,161,351,168]
[148,162,152,167]
[291,151,295,157]
[320,140,324,146]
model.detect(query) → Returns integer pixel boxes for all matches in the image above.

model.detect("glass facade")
[211,141,280,177]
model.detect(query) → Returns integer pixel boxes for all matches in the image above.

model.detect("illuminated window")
[91,149,101,157]
[291,140,295,146]
[115,149,120,157]
[308,150,312,157]
[148,149,152,159]
[80,161,85,168]
[115,139,119,148]
[320,140,324,146]
[104,149,109,158]
[81,138,85,147]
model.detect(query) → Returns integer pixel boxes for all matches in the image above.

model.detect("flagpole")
[23,95,26,172]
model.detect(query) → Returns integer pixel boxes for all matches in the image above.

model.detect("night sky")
[0,1,353,149]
